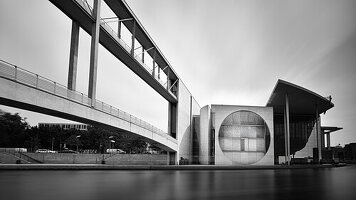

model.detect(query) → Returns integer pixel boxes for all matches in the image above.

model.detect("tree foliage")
[0,110,162,154]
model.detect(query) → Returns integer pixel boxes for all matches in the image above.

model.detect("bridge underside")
[0,77,177,152]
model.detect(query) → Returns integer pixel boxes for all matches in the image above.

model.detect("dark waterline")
[1,165,356,200]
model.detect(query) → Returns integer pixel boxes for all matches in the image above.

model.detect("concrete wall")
[294,122,318,158]
[0,153,25,164]
[24,153,167,165]
[199,105,211,164]
[211,105,274,165]
[177,81,200,164]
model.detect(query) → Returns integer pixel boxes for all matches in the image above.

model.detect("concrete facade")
[199,105,274,165]
[294,122,318,158]
[199,105,211,164]
[177,81,200,164]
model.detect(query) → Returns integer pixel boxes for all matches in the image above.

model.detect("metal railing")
[77,0,170,90]
[0,59,176,144]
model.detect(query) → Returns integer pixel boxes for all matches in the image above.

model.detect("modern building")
[192,79,340,165]
[344,143,356,162]
[38,123,89,131]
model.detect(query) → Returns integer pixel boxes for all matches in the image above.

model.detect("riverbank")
[0,163,347,170]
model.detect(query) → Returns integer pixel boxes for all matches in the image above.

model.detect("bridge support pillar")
[316,107,322,163]
[167,68,178,139]
[68,21,79,91]
[88,0,101,103]
[168,103,177,139]
[167,152,177,165]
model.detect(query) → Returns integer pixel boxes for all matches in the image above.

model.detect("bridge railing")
[77,0,169,91]
[0,59,176,143]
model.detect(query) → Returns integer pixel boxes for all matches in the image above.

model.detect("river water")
[1,165,356,200]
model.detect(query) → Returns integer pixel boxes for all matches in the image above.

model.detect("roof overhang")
[266,79,334,115]
[321,126,343,134]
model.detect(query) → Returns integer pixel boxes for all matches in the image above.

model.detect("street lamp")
[110,140,116,149]
[109,136,115,154]
[76,135,81,153]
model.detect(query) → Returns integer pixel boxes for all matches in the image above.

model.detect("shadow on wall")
[179,126,192,164]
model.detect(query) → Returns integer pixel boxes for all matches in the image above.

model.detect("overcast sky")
[1,0,356,146]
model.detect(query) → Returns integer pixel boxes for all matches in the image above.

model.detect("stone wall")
[24,153,168,165]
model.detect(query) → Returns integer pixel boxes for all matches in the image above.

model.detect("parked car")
[35,149,56,153]
[106,149,126,154]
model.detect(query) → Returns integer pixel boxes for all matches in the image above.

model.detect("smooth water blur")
[1,165,356,200]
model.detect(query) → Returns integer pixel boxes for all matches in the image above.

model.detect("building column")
[321,131,325,149]
[285,93,291,165]
[283,106,288,163]
[68,21,80,91]
[168,102,177,139]
[130,20,136,56]
[88,0,101,103]
[166,152,170,165]
[316,106,322,163]
[327,133,331,150]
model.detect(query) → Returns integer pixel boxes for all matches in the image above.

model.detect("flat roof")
[266,79,334,115]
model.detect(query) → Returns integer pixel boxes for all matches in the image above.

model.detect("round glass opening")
[218,110,270,165]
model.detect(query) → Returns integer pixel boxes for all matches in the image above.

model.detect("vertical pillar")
[285,93,290,165]
[88,0,101,102]
[152,49,156,77]
[169,152,176,165]
[130,20,136,56]
[117,20,121,38]
[316,106,322,163]
[327,133,331,150]
[68,21,80,91]
[167,68,178,139]
[283,106,288,164]
[189,95,193,164]
[166,152,170,165]
[321,131,325,149]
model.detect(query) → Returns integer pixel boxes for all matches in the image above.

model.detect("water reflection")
[1,166,356,200]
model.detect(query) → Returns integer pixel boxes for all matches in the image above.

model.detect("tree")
[0,112,29,147]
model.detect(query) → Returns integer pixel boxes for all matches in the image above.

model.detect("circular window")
[218,110,270,165]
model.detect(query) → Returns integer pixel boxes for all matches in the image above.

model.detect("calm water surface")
[1,165,356,200]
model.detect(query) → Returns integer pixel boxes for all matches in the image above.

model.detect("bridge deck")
[0,60,177,152]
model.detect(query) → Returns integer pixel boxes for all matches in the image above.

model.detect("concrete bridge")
[0,60,177,151]
[0,0,200,163]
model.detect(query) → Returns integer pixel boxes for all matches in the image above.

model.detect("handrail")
[0,59,176,143]
[99,18,168,89]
